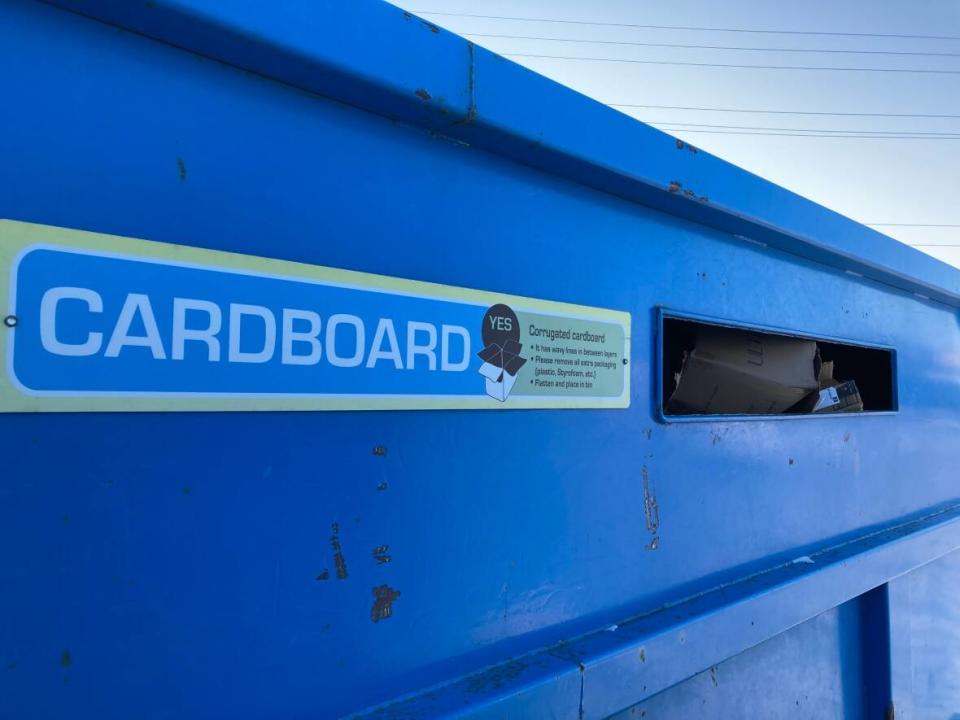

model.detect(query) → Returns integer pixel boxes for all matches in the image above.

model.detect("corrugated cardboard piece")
[812,377,864,413]
[667,327,820,415]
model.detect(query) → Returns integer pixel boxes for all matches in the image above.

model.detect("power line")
[411,11,960,41]
[416,12,960,246]
[607,104,960,119]
[869,223,960,227]
[659,128,960,138]
[656,128,960,138]
[644,121,960,136]
[507,53,960,74]
[466,33,960,58]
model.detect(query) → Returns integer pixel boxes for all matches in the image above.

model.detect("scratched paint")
[371,585,401,623]
[330,523,349,580]
[642,466,660,551]
[465,658,529,693]
[372,545,391,565]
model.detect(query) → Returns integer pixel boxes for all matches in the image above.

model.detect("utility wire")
[507,53,960,74]
[418,13,960,241]
[656,128,960,138]
[411,11,960,41]
[607,104,960,119]
[644,121,960,136]
[465,33,960,58]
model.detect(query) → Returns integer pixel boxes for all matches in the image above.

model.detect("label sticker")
[0,221,631,412]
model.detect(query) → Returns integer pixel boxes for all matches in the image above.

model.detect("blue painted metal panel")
[903,550,960,720]
[1,1,959,718]
[607,598,869,719]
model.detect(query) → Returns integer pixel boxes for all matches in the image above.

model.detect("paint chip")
[371,585,401,623]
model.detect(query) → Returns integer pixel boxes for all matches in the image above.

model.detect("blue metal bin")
[1,1,959,718]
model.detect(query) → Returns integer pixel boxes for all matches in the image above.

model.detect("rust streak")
[462,42,478,125]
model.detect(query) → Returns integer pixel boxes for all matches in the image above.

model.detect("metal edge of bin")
[36,0,960,310]
[26,1,960,717]
[346,504,960,719]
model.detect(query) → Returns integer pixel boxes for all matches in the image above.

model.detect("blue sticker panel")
[5,241,629,409]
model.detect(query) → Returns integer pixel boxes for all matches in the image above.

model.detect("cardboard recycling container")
[0,2,956,718]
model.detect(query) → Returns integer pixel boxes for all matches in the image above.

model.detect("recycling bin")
[2,1,959,718]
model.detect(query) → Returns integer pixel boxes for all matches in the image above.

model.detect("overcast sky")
[391,0,960,267]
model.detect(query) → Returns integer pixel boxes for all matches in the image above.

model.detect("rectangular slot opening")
[661,315,895,417]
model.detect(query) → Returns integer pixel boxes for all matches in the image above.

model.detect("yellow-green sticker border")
[0,220,631,412]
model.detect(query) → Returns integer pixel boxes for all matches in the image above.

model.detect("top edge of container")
[36,0,960,307]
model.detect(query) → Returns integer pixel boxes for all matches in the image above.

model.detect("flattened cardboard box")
[668,326,820,415]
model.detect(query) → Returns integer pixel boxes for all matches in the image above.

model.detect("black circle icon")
[481,304,520,348]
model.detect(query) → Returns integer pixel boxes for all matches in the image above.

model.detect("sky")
[389,0,960,267]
